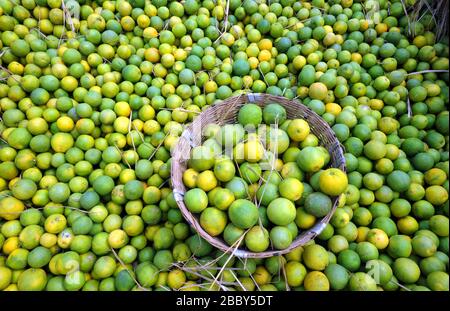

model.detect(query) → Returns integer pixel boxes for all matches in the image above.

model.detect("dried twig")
[110,248,149,291]
[406,69,449,75]
[62,0,76,33]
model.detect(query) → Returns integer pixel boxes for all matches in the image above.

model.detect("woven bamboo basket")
[171,93,346,258]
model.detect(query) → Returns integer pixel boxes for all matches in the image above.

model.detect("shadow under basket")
[171,93,346,258]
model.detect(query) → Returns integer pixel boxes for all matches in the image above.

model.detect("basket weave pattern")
[171,93,346,258]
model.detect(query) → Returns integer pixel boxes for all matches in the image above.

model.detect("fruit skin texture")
[262,103,287,125]
[348,272,377,291]
[237,104,262,128]
[393,258,421,284]
[199,208,227,237]
[427,271,449,291]
[17,268,47,291]
[50,133,74,153]
[366,229,389,250]
[188,146,215,172]
[387,170,411,193]
[412,235,437,257]
[245,226,269,252]
[269,226,293,250]
[287,119,310,142]
[297,146,325,173]
[304,271,330,291]
[243,139,264,163]
[7,128,32,149]
[184,188,208,213]
[309,82,328,100]
[303,244,329,271]
[304,192,332,218]
[0,267,12,290]
[232,59,250,77]
[279,178,304,201]
[0,197,25,220]
[425,186,449,206]
[429,215,449,237]
[266,198,296,226]
[228,199,259,229]
[324,263,350,290]
[214,158,236,182]
[364,140,386,160]
[285,261,307,287]
[319,168,348,196]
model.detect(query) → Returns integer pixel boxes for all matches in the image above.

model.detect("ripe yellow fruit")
[243,139,265,163]
[366,228,389,249]
[325,103,342,116]
[258,50,272,62]
[287,119,310,142]
[0,197,25,220]
[356,227,370,243]
[319,168,348,196]
[56,116,75,132]
[258,38,272,50]
[196,170,218,192]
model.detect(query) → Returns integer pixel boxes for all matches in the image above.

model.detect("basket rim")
[170,93,346,258]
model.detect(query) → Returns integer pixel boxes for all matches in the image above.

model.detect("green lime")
[263,103,287,125]
[7,128,32,149]
[115,270,135,291]
[269,226,293,250]
[366,258,393,286]
[267,198,296,226]
[324,263,350,290]
[412,235,437,257]
[356,241,379,262]
[136,262,159,288]
[285,261,307,287]
[93,175,115,196]
[184,188,208,213]
[304,192,332,217]
[232,59,250,77]
[420,256,446,276]
[228,199,259,229]
[11,179,37,200]
[223,223,245,246]
[189,146,216,172]
[393,258,421,284]
[0,267,12,290]
[27,246,52,268]
[17,268,47,291]
[427,271,449,291]
[200,207,227,237]
[387,170,411,192]
[244,226,269,252]
[303,244,329,271]
[123,180,144,200]
[297,146,325,173]
[337,249,361,272]
[348,272,377,291]
[238,104,263,128]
